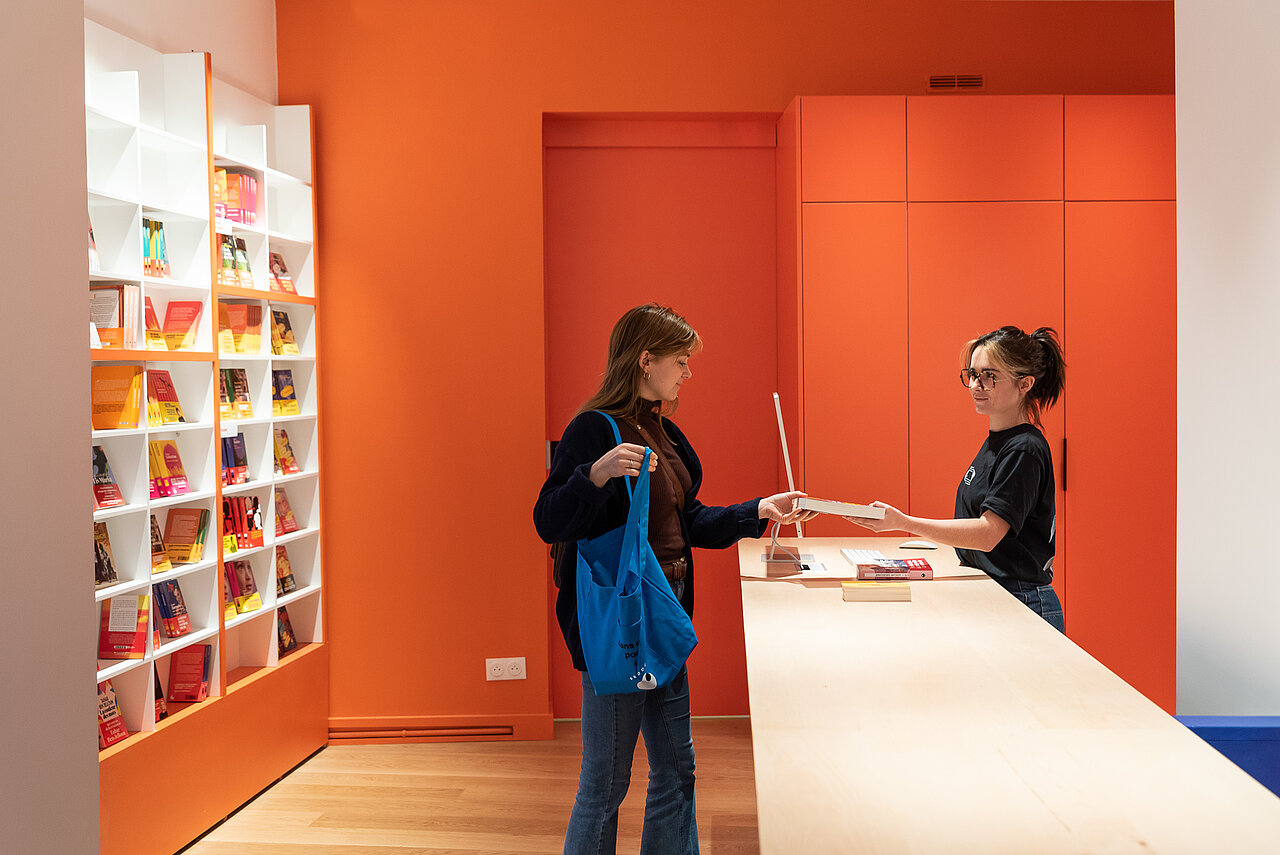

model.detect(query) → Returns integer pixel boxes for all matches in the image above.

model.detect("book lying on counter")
[842,581,911,602]
[854,557,934,581]
[795,496,886,520]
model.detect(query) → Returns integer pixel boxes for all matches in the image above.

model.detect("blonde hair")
[579,303,701,418]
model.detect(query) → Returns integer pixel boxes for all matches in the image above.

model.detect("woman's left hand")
[758,491,819,524]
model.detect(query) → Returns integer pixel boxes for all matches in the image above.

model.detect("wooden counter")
[738,536,1280,853]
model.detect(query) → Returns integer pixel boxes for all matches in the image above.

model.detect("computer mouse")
[900,540,939,550]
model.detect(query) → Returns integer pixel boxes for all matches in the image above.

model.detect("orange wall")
[274,1,1173,729]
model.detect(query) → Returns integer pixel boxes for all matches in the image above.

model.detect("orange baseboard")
[328,711,554,743]
[100,644,329,855]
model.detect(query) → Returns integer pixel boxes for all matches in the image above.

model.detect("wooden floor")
[184,718,759,854]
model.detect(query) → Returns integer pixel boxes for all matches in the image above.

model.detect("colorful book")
[221,433,250,485]
[271,369,299,416]
[93,521,118,588]
[220,368,253,420]
[89,283,139,349]
[274,486,299,534]
[217,233,239,288]
[233,237,254,288]
[277,606,299,656]
[275,544,297,595]
[152,578,193,639]
[213,168,228,219]
[146,369,186,426]
[853,558,934,581]
[148,439,189,496]
[223,566,238,622]
[268,252,296,294]
[226,559,261,614]
[163,507,209,564]
[273,428,301,474]
[97,679,129,749]
[270,309,300,355]
[92,445,125,509]
[166,644,211,703]
[149,514,172,574]
[154,670,169,721]
[841,580,911,602]
[97,595,150,659]
[161,300,203,350]
[143,297,168,350]
[91,365,144,430]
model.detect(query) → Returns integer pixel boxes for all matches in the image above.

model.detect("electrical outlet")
[485,656,527,681]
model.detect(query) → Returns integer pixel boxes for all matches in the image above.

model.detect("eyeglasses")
[959,368,1006,390]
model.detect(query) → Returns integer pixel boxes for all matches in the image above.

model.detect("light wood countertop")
[738,536,1280,854]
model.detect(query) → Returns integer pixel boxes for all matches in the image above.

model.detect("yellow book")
[841,581,911,602]
[90,365,143,430]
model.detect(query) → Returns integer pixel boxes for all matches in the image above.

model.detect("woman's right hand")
[589,442,657,488]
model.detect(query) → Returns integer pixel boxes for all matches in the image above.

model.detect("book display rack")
[86,20,326,855]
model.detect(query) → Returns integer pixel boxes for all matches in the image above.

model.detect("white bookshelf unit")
[86,19,327,855]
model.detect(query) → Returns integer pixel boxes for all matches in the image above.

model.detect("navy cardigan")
[534,410,767,670]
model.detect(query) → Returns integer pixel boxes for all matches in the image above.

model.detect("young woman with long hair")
[534,302,812,854]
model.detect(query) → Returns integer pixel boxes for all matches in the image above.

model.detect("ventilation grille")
[928,74,985,93]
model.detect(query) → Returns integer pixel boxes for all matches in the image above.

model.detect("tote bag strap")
[591,411,651,580]
[591,410,632,501]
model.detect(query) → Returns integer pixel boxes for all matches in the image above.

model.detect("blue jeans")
[1002,579,1066,633]
[563,665,698,855]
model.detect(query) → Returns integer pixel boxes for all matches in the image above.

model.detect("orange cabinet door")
[800,202,908,536]
[907,95,1064,202]
[800,96,906,203]
[906,201,1066,581]
[1065,95,1176,201]
[1065,201,1176,712]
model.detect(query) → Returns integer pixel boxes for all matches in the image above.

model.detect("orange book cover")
[149,514,172,574]
[161,300,203,350]
[97,595,150,659]
[268,252,296,294]
[166,643,210,703]
[163,507,207,564]
[97,679,129,749]
[90,365,143,430]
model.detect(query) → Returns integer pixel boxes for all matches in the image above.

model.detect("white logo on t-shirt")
[964,466,976,486]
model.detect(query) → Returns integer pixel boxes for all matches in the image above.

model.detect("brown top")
[616,401,693,565]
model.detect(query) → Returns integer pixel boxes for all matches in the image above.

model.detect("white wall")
[0,3,100,852]
[1176,0,1280,714]
[84,0,278,103]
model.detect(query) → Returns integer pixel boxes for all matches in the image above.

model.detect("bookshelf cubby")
[86,19,326,855]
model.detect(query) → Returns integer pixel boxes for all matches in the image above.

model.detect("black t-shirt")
[953,423,1056,586]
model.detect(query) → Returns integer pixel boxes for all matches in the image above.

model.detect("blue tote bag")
[575,412,698,694]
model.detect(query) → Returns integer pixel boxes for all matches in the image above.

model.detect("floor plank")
[182,718,758,854]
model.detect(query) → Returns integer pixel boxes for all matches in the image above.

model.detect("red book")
[855,558,934,581]
[98,596,150,659]
[166,644,210,703]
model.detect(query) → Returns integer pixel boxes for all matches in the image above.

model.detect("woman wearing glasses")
[846,325,1067,631]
